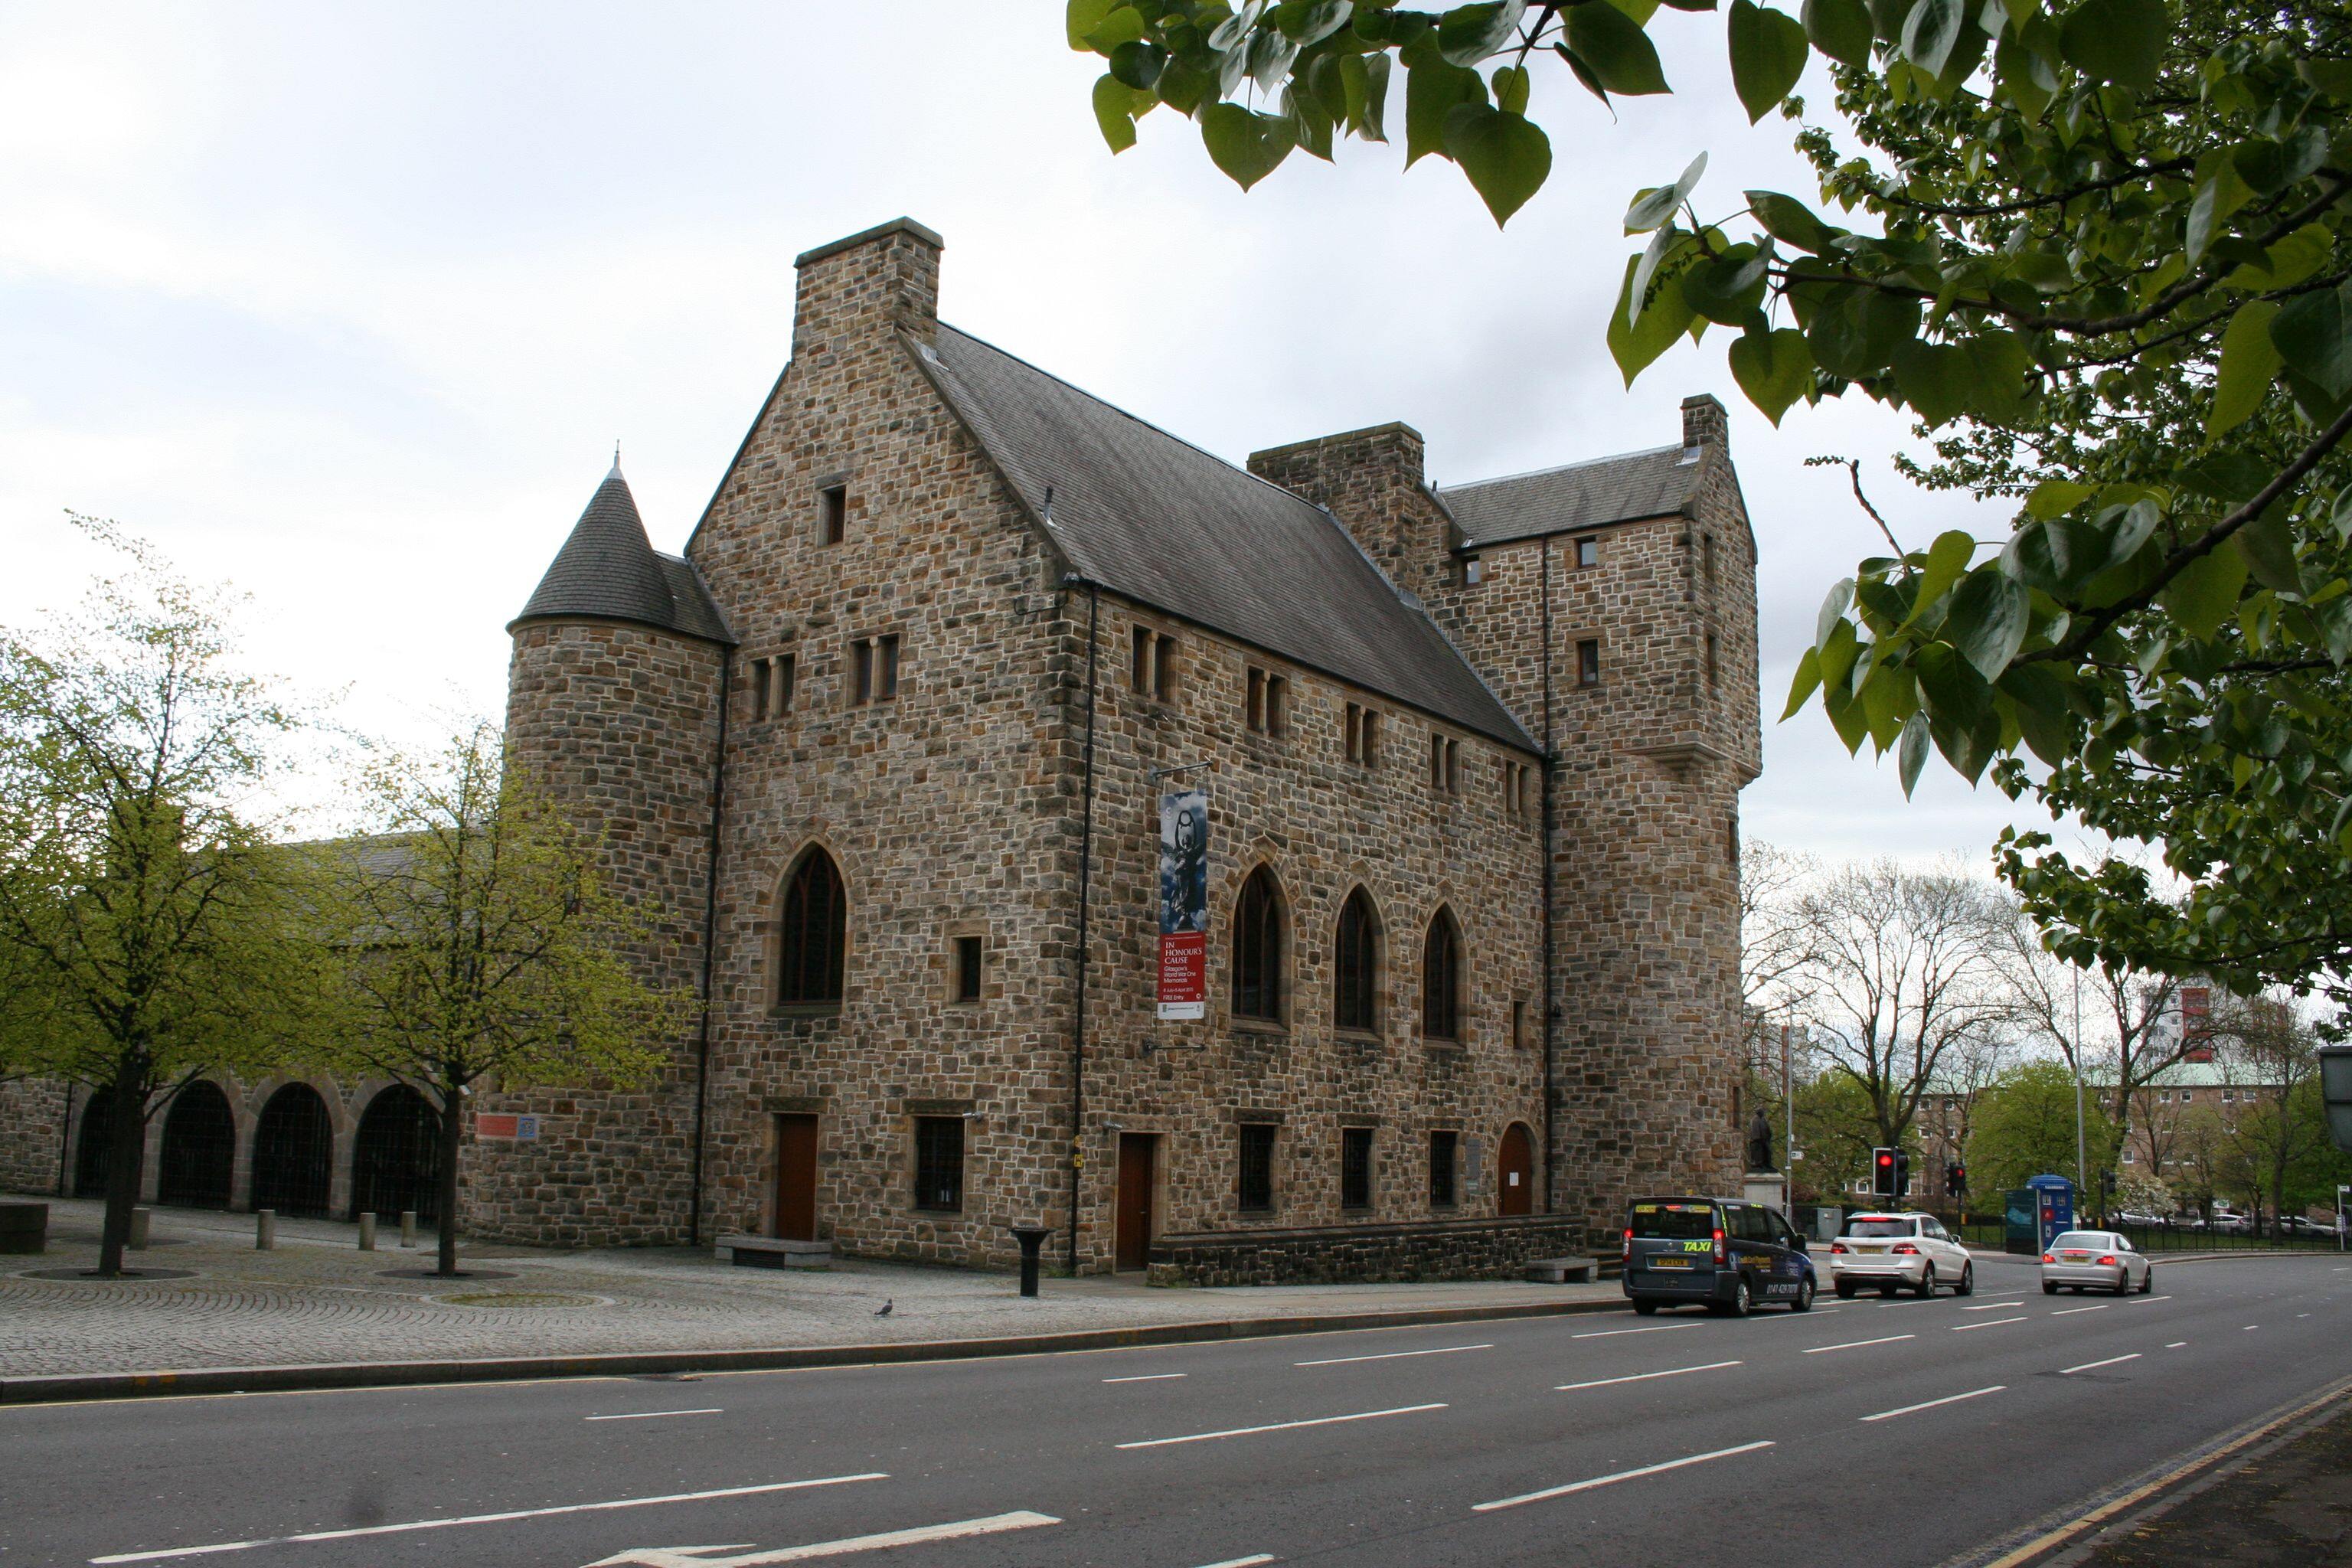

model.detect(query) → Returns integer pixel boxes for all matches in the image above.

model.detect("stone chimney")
[791,217,943,358]
[1681,392,1729,452]
[1248,422,1452,601]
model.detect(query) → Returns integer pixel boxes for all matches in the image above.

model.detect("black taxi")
[1620,1195,1817,1315]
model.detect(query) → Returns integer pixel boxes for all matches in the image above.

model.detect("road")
[6,1256,2348,1568]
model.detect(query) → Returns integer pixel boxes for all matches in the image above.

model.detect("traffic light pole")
[1781,1022,1793,1221]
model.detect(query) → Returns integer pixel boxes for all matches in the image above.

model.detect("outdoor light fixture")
[2320,1045,2352,1153]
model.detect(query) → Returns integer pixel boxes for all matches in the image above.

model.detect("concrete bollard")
[400,1210,417,1249]
[127,1208,150,1250]
[255,1210,276,1250]
[358,1213,377,1251]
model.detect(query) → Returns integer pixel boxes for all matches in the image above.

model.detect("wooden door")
[1498,1122,1534,1217]
[1115,1134,1155,1271]
[774,1114,819,1241]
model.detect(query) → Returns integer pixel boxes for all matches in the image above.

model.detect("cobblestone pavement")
[0,1197,1612,1377]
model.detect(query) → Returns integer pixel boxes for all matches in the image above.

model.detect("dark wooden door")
[1115,1134,1155,1271]
[1498,1122,1534,1217]
[775,1114,819,1241]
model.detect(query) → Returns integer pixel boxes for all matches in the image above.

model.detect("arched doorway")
[1498,1122,1535,1217]
[250,1084,334,1217]
[156,1082,236,1209]
[74,1086,116,1198]
[351,1085,439,1223]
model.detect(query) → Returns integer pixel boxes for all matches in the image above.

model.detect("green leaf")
[1892,338,1971,426]
[1625,152,1707,234]
[1945,567,2032,681]
[1818,576,1856,648]
[1491,62,1531,113]
[1802,0,1875,66]
[2057,0,2164,92]
[1565,0,1672,93]
[1746,190,1841,253]
[2298,58,2352,98]
[1068,0,1120,50]
[1915,642,2001,782]
[2236,505,2301,594]
[1994,33,2059,118]
[2158,544,2249,640]
[1628,224,1690,325]
[2024,479,2095,520]
[1442,103,1552,224]
[1344,53,1393,139]
[1785,644,1825,718]
[1437,0,1527,65]
[1898,710,1929,795]
[2184,157,2254,267]
[1200,102,1297,190]
[1681,241,1771,324]
[2273,281,2352,403]
[1406,56,1485,165]
[1607,248,1700,384]
[1728,325,1812,424]
[1728,0,1811,122]
[1085,4,1150,50]
[2209,301,2283,440]
[1906,529,1979,623]
[1997,663,2077,766]
[1900,0,1965,77]
[1093,74,1142,152]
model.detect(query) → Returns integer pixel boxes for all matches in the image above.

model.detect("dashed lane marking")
[88,1473,891,1563]
[2167,1341,2188,1348]
[1570,1324,1697,1340]
[1860,1386,2004,1422]
[1294,1344,1491,1367]
[1555,1361,1743,1393]
[1952,1317,2028,1331]
[2061,1354,2142,1375]
[584,1511,1062,1566]
[1470,1440,1775,1512]
[1189,1557,1276,1567]
[1802,1334,1914,1354]
[2126,1295,2173,1304]
[586,1410,724,1422]
[1102,1374,1186,1383]
[2050,1305,2113,1316]
[1115,1403,1446,1450]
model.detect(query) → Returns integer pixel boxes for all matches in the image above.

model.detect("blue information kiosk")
[2003,1175,2077,1255]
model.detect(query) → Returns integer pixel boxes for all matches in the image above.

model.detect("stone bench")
[715,1234,831,1270]
[0,1202,47,1256]
[1524,1255,1599,1284]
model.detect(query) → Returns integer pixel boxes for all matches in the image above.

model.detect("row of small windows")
[744,634,898,721]
[1459,531,1603,587]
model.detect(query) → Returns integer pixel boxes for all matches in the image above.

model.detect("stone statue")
[1746,1109,1777,1173]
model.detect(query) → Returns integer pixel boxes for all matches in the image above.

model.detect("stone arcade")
[0,219,1761,1282]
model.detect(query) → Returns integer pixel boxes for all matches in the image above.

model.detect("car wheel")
[1880,1283,1896,1298]
[1835,1281,1855,1298]
[1790,1276,1815,1312]
[1955,1263,1975,1297]
[2138,1269,2154,1295]
[1717,1277,1752,1318]
[1632,1298,1660,1316]
[1914,1265,1937,1298]
[2112,1276,2130,1296]
[2042,1282,2059,1295]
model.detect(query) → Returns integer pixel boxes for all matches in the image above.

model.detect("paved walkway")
[0,1196,1612,1377]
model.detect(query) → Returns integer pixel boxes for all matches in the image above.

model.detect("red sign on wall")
[1158,930,1206,1019]
[1158,789,1208,1021]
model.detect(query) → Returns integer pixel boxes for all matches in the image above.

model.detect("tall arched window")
[1422,906,1462,1040]
[1232,866,1285,1023]
[777,848,847,1005]
[1334,887,1379,1034]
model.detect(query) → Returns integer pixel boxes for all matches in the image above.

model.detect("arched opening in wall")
[74,1087,115,1198]
[351,1085,440,1223]
[1498,1122,1535,1217]
[1422,906,1463,1041]
[1333,887,1380,1034]
[1232,864,1286,1024]
[155,1082,236,1209]
[776,847,847,1007]
[250,1084,334,1217]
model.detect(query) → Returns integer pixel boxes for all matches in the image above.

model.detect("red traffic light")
[1877,1152,1894,1168]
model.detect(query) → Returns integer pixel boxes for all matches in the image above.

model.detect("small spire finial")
[608,440,622,481]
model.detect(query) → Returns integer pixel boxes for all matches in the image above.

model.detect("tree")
[1790,1066,1877,1200]
[1965,1058,2118,1196]
[0,519,325,1276]
[324,724,688,1277]
[1739,840,1818,1145]
[2211,990,2330,1233]
[1062,2,2352,1007]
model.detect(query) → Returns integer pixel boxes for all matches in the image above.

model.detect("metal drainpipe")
[687,644,733,1248]
[1066,564,1101,1276]
[1540,534,1558,1217]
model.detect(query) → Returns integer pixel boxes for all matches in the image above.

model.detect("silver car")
[2040,1230,2154,1295]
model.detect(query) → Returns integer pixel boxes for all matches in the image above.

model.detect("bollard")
[127,1208,151,1250]
[358,1213,377,1251]
[400,1210,417,1249]
[1011,1224,1053,1298]
[255,1210,276,1250]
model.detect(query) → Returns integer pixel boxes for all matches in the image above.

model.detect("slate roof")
[1438,443,1703,548]
[914,325,1535,751]
[512,467,733,643]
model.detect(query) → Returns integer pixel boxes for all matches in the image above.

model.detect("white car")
[2040,1230,2154,1295]
[1828,1211,1977,1298]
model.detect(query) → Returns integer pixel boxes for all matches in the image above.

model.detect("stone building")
[1,218,1761,1281]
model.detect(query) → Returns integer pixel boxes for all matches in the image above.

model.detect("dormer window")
[818,482,848,545]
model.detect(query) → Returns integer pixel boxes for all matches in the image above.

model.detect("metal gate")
[156,1082,236,1209]
[351,1085,439,1223]
[250,1084,334,1217]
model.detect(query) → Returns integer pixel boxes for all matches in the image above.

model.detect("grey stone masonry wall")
[0,1080,65,1195]
[1147,1215,1586,1286]
[1249,423,1456,606]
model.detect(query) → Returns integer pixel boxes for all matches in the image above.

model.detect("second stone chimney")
[791,217,943,360]
[1681,392,1729,452]
[1248,422,1453,602]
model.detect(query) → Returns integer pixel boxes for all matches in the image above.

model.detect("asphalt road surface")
[7,1256,2349,1568]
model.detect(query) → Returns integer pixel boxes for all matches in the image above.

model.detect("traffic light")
[1946,1162,1967,1199]
[1894,1148,1911,1197]
[1873,1147,1897,1196]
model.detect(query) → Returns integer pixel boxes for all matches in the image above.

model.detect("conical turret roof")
[511,465,731,643]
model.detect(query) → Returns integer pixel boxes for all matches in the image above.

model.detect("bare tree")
[1738,841,1819,1140]
[2212,991,2328,1236]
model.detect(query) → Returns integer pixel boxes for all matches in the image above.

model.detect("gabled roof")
[511,467,733,644]
[1439,443,1703,549]
[913,325,1535,751]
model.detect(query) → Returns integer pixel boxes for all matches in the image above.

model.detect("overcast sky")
[0,3,2068,867]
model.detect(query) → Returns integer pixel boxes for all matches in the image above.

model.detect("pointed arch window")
[777,848,847,1006]
[1232,866,1285,1024]
[1334,887,1380,1034]
[1422,906,1462,1041]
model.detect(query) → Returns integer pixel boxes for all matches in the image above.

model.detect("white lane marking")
[1572,1323,1697,1339]
[1102,1374,1187,1383]
[1803,1334,1915,1354]
[1953,1316,2028,1331]
[1116,1403,1446,1450]
[586,1511,1061,1566]
[2062,1354,2143,1375]
[1860,1385,2004,1422]
[2050,1305,2112,1316]
[586,1409,724,1422]
[1472,1440,1775,1513]
[2300,1313,2312,1318]
[2126,1295,2173,1305]
[1962,1302,2022,1312]
[1556,1360,1743,1392]
[1295,1343,1491,1367]
[87,1474,891,1563]
[1190,1557,1277,1568]
[2166,1341,2188,1348]
[2245,1325,2259,1331]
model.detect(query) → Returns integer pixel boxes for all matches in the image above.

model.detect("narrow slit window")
[876,633,900,701]
[818,483,848,545]
[1429,1131,1459,1207]
[751,658,772,721]
[1247,668,1267,733]
[1152,633,1174,699]
[1132,626,1152,694]
[1577,639,1602,688]
[912,1116,964,1212]
[852,639,874,705]
[1361,708,1379,768]
[1341,1127,1374,1211]
[952,935,982,1004]
[1462,554,1484,586]
[1706,632,1720,691]
[1265,675,1289,735]
[1576,535,1598,569]
[773,652,795,714]
[1238,1124,1276,1212]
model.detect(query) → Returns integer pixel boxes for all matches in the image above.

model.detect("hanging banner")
[1158,788,1208,1019]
